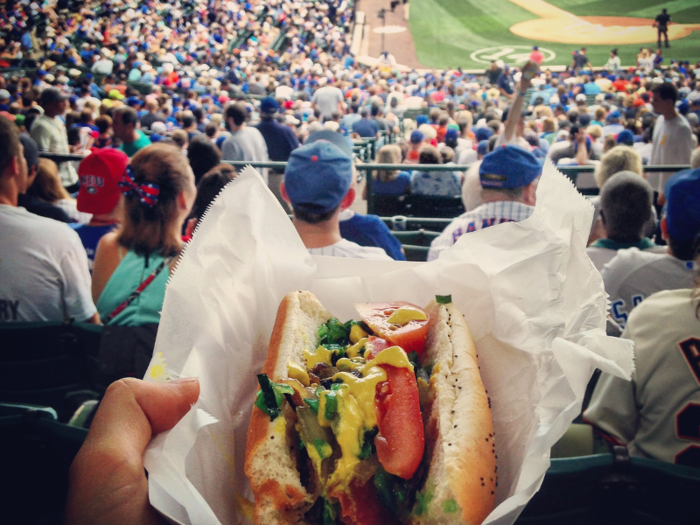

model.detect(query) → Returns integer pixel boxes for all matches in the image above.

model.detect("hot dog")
[244,291,496,525]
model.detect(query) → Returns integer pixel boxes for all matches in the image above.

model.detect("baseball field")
[407,0,700,70]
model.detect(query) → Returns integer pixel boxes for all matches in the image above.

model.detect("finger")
[85,377,200,459]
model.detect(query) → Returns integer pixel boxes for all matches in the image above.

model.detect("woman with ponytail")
[92,143,196,326]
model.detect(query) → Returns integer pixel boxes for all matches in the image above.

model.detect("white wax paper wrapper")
[143,161,633,525]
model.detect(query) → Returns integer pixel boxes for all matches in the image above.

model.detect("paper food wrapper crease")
[144,162,634,525]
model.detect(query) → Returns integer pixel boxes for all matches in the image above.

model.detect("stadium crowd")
[1,0,700,518]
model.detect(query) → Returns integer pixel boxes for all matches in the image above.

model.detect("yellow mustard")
[303,345,336,369]
[349,324,369,344]
[335,357,365,371]
[345,337,368,359]
[287,361,310,386]
[386,306,428,326]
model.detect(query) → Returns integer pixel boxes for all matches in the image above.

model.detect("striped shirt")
[308,239,392,260]
[427,201,534,261]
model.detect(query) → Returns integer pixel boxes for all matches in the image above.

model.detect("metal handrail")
[38,152,690,215]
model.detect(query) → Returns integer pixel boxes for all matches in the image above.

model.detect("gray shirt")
[221,126,269,183]
[311,86,343,119]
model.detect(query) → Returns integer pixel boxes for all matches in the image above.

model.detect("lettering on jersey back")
[0,299,20,321]
[679,337,700,385]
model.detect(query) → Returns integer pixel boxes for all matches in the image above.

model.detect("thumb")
[85,377,200,460]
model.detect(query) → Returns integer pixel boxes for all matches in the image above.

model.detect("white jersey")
[602,248,696,329]
[427,201,534,262]
[585,238,664,272]
[308,239,392,260]
[648,114,694,193]
[0,204,96,323]
[584,289,700,467]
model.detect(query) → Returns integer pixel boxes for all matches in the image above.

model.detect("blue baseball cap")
[127,96,142,106]
[260,96,279,114]
[445,128,459,142]
[285,141,353,214]
[479,145,542,189]
[664,168,700,242]
[474,127,493,142]
[416,114,429,126]
[410,130,425,144]
[477,140,489,156]
[616,129,634,145]
[607,110,621,121]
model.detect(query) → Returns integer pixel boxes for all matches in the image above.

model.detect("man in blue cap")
[427,145,541,261]
[281,137,392,260]
[602,110,624,138]
[255,96,300,213]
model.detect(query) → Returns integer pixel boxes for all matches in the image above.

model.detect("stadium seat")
[516,448,700,525]
[403,195,465,218]
[0,322,103,421]
[1,402,90,524]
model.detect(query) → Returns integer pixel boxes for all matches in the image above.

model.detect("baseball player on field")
[602,168,700,330]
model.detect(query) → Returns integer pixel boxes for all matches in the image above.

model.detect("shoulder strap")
[102,256,173,325]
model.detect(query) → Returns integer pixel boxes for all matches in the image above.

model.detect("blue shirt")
[584,82,602,95]
[373,172,411,196]
[351,118,378,138]
[255,118,299,162]
[72,224,116,273]
[497,72,514,95]
[410,170,462,197]
[339,212,406,261]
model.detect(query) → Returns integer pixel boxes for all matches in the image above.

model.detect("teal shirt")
[120,130,151,158]
[96,250,169,326]
[590,238,657,251]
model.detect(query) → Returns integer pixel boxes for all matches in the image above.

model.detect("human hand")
[65,377,200,525]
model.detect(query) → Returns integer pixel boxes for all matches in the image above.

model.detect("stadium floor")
[362,0,700,70]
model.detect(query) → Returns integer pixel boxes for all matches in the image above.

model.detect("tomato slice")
[364,336,391,361]
[374,365,425,480]
[334,478,401,525]
[355,302,429,355]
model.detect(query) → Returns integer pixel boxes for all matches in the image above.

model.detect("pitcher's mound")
[510,16,700,45]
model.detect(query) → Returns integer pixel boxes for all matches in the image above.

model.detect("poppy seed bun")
[410,301,496,525]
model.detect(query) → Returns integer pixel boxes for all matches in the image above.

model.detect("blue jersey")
[339,212,406,261]
[72,224,116,272]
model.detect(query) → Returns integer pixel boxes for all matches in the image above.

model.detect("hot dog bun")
[245,291,333,524]
[411,301,496,525]
[244,292,496,525]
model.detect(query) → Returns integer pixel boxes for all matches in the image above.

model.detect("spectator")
[187,136,222,185]
[73,149,130,272]
[17,134,73,223]
[27,158,91,224]
[603,167,700,330]
[586,172,661,271]
[648,83,694,201]
[281,140,391,260]
[0,116,97,323]
[372,144,411,196]
[221,103,269,183]
[602,111,624,138]
[405,130,425,164]
[92,144,196,326]
[312,79,344,121]
[140,99,166,130]
[428,145,541,261]
[410,145,461,197]
[605,49,621,72]
[113,106,151,158]
[185,164,239,238]
[29,87,78,190]
[255,97,300,213]
[95,114,113,149]
[352,107,379,138]
[497,64,514,99]
[583,250,700,466]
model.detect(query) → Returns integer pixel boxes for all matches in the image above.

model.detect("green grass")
[407,0,700,70]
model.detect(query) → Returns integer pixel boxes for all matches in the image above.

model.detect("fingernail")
[172,377,199,384]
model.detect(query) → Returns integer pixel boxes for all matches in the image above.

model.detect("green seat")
[391,229,440,247]
[516,450,700,524]
[402,245,430,262]
[402,108,430,121]
[0,322,103,421]
[1,402,89,523]
[403,194,465,219]
[127,81,153,95]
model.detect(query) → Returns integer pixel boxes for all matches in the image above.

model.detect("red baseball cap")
[77,149,129,215]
